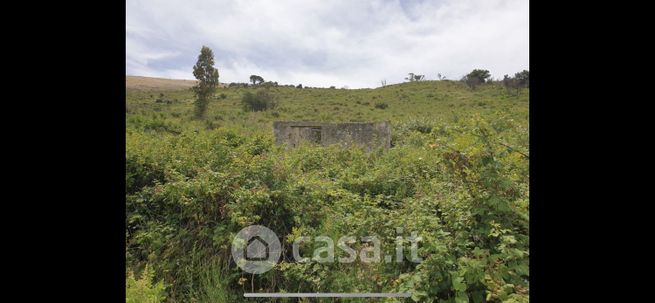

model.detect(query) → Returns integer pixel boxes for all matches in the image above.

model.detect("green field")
[126,79,529,302]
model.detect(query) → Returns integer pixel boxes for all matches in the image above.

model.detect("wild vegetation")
[126,76,529,302]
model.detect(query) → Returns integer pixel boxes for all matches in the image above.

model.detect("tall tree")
[192,46,219,118]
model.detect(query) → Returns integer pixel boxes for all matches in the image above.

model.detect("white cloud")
[127,0,528,88]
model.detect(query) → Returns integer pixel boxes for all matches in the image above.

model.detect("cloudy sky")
[127,0,528,89]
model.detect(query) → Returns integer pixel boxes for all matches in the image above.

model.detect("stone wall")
[273,121,391,150]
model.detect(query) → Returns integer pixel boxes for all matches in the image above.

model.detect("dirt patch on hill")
[126,76,198,91]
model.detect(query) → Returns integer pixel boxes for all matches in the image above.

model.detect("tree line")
[404,69,529,93]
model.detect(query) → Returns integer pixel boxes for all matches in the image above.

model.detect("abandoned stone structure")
[273,121,391,150]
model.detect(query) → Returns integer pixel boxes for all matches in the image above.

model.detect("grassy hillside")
[126,79,529,302]
[126,76,199,91]
[127,80,527,135]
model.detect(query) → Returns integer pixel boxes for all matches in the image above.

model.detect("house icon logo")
[245,236,269,261]
[231,225,281,274]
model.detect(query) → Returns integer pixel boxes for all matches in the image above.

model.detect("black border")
[29,1,127,300]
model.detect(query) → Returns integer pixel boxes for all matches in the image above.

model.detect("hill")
[126,79,528,132]
[126,75,198,91]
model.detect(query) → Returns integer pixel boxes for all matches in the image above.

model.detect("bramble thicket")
[126,79,528,302]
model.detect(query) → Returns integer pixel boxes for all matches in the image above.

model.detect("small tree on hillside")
[502,70,529,96]
[467,69,491,83]
[463,69,491,90]
[405,73,425,82]
[514,70,529,88]
[405,73,415,82]
[192,46,219,118]
[249,75,264,85]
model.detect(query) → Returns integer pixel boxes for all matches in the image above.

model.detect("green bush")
[241,90,277,112]
[126,115,528,302]
[374,102,388,109]
[397,118,434,134]
[126,265,167,303]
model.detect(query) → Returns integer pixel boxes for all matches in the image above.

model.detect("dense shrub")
[503,70,529,96]
[374,102,389,109]
[514,70,529,87]
[241,90,277,112]
[155,93,176,104]
[397,118,434,134]
[128,116,181,134]
[126,114,528,302]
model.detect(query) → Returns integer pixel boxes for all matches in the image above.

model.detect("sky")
[127,0,528,89]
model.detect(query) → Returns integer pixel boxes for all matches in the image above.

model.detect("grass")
[126,80,528,136]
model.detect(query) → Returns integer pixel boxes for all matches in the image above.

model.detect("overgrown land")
[126,77,529,302]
